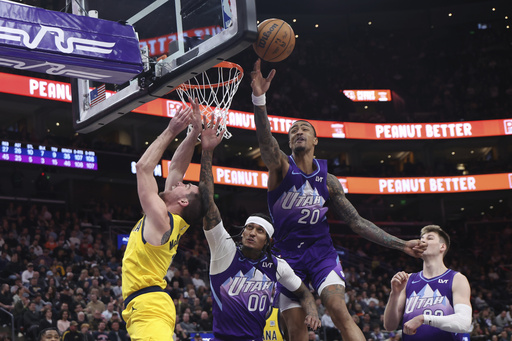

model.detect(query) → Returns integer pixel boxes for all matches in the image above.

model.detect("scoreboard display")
[0,141,97,170]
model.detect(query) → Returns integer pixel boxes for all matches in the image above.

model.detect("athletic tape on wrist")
[252,93,266,106]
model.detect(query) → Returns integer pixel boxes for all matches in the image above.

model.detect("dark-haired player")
[250,59,427,341]
[199,116,320,341]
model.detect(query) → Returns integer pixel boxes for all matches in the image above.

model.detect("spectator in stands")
[181,268,194,289]
[495,310,510,332]
[21,262,34,284]
[0,283,13,325]
[62,321,82,341]
[107,321,128,341]
[321,310,341,340]
[101,302,115,322]
[174,323,190,341]
[92,321,109,341]
[370,325,386,340]
[57,310,71,334]
[111,279,122,299]
[81,323,95,341]
[88,310,104,331]
[197,311,212,332]
[23,301,40,340]
[99,287,113,305]
[180,312,196,333]
[86,294,105,318]
[4,252,23,281]
[32,293,44,313]
[191,272,205,291]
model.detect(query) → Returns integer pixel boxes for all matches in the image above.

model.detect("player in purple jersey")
[250,59,428,341]
[383,225,472,341]
[198,116,320,341]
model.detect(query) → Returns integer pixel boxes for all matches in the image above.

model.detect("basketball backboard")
[71,0,257,133]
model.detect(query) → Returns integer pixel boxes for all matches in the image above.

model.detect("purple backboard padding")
[0,1,143,84]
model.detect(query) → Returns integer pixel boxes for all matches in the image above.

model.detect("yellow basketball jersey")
[263,307,284,341]
[122,213,189,298]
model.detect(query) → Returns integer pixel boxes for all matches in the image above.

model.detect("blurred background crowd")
[0,0,511,341]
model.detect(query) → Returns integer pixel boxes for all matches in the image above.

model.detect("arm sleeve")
[204,221,236,275]
[275,258,302,292]
[423,304,472,333]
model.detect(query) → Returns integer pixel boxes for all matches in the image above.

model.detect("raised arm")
[383,271,409,331]
[326,173,426,257]
[136,105,192,221]
[250,59,289,190]
[293,283,321,331]
[165,98,202,190]
[199,116,224,231]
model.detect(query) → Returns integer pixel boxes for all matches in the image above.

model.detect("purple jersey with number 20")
[268,156,345,296]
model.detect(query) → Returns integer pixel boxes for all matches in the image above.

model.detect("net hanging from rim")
[176,61,243,139]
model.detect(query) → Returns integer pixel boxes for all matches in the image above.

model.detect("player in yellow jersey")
[122,98,204,340]
[264,308,284,341]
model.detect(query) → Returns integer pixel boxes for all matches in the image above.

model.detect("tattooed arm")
[199,116,224,231]
[250,59,289,191]
[293,283,321,331]
[326,173,426,257]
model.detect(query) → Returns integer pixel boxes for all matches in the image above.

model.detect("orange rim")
[177,61,244,90]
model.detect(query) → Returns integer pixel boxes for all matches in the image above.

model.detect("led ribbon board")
[0,140,97,170]
[0,0,143,84]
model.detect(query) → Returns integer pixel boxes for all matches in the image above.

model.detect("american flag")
[89,84,106,107]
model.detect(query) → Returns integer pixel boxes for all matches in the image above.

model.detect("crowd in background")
[0,201,510,341]
[0,5,511,341]
[230,22,512,125]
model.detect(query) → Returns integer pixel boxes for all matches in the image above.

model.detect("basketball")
[253,18,295,62]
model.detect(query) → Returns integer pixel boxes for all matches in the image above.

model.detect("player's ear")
[440,242,447,254]
[313,137,318,146]
[178,198,189,207]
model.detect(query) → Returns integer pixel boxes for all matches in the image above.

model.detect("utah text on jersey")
[405,283,452,315]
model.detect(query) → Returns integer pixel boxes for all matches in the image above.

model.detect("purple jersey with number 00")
[210,248,279,341]
[403,269,469,341]
[268,156,330,253]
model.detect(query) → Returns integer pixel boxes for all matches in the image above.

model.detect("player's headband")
[245,216,274,238]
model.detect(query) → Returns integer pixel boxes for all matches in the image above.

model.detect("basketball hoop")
[176,61,243,140]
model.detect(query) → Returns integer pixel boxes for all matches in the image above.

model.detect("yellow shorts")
[122,291,176,341]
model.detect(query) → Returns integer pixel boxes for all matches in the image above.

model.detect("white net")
[176,61,243,140]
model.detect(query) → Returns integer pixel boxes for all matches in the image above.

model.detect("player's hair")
[181,191,205,225]
[232,213,275,258]
[159,188,205,225]
[288,120,317,137]
[421,224,450,257]
[249,212,273,246]
[38,327,59,340]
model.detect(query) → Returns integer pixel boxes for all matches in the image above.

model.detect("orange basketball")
[253,18,295,62]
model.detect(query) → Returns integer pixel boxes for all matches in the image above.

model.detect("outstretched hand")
[201,115,225,151]
[188,97,202,134]
[403,239,427,258]
[168,104,192,135]
[250,59,276,96]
